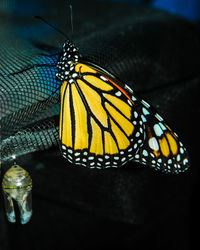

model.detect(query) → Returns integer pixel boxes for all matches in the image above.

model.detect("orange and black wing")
[59,61,189,173]
[132,104,190,173]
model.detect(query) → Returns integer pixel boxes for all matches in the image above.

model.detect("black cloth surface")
[0,0,199,249]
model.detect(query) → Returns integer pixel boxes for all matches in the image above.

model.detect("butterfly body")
[56,40,189,173]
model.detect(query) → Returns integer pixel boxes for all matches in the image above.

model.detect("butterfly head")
[56,40,80,81]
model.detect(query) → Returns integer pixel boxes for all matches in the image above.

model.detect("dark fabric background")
[0,0,199,249]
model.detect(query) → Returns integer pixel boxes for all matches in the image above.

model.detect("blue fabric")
[152,0,200,21]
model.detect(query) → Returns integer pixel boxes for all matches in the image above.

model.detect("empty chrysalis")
[2,165,32,224]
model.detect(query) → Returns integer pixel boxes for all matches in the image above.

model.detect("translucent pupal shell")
[2,165,32,224]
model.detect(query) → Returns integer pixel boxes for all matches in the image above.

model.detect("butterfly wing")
[59,62,143,168]
[131,100,190,173]
[59,61,189,173]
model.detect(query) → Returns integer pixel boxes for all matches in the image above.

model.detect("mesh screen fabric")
[0,33,60,162]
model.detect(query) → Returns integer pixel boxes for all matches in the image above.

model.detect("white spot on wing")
[127,100,133,106]
[155,113,163,121]
[141,100,150,108]
[142,107,150,115]
[141,115,147,122]
[100,75,108,81]
[159,122,166,130]
[125,84,133,93]
[134,111,138,118]
[148,137,159,151]
[136,132,140,137]
[121,157,126,162]
[132,96,137,101]
[143,149,148,156]
[115,91,122,96]
[154,124,163,137]
[177,154,181,161]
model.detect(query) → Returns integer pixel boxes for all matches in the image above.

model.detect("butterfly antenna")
[69,4,74,37]
[34,16,70,40]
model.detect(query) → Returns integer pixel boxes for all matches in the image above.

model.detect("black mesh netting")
[0,0,199,249]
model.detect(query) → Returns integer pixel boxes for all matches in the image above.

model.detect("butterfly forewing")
[60,62,144,168]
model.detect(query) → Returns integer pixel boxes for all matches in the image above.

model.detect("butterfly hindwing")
[129,98,190,173]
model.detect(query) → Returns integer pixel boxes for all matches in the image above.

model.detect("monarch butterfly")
[56,40,189,173]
